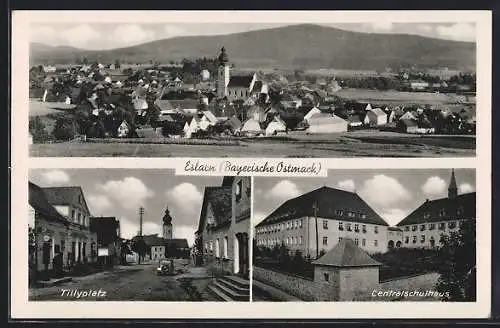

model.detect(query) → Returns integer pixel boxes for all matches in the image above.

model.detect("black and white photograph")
[27,20,477,158]
[252,169,476,301]
[28,169,250,301]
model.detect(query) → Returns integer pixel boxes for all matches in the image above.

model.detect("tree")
[119,241,132,265]
[52,117,77,140]
[29,117,51,143]
[131,237,148,264]
[435,219,476,301]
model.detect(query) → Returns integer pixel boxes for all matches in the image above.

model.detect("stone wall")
[253,266,339,301]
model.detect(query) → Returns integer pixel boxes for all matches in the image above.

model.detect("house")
[117,120,131,138]
[201,69,210,81]
[240,118,262,136]
[280,93,302,109]
[255,186,390,257]
[306,113,348,134]
[410,80,430,91]
[198,110,219,131]
[400,111,417,121]
[31,184,98,272]
[90,216,121,267]
[364,108,388,126]
[396,170,475,249]
[183,116,200,138]
[397,119,419,134]
[136,127,163,138]
[347,115,363,127]
[226,115,242,133]
[265,116,287,136]
[197,176,251,277]
[303,107,322,122]
[246,105,266,123]
[133,98,148,115]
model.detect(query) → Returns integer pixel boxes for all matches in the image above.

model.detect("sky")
[29,169,228,246]
[30,22,476,50]
[253,169,476,228]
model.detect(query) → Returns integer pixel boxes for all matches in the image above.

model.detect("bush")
[52,117,77,140]
[29,117,51,143]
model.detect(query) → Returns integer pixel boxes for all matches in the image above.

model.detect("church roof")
[396,192,475,226]
[256,186,388,228]
[313,238,382,267]
[227,75,254,89]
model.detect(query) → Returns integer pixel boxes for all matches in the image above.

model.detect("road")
[29,262,215,301]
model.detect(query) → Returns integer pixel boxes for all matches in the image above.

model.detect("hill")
[29,24,476,71]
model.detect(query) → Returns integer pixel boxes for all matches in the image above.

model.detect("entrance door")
[237,233,249,278]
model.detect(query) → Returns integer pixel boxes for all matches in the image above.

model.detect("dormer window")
[335,210,343,216]
[439,209,446,217]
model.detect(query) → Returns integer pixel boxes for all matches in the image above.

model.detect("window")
[294,220,298,229]
[215,239,220,257]
[323,237,328,246]
[235,180,243,202]
[354,224,359,232]
[299,220,303,228]
[412,225,417,231]
[361,214,367,219]
[348,212,355,217]
[362,225,367,233]
[424,213,431,219]
[374,240,378,247]
[404,226,410,232]
[338,237,343,243]
[338,222,344,231]
[286,237,289,245]
[324,273,329,282]
[299,236,303,245]
[438,223,446,231]
[362,239,366,246]
[421,235,425,243]
[347,223,352,231]
[420,224,426,231]
[78,195,82,204]
[223,236,228,259]
[374,226,379,234]
[404,236,409,244]
[448,221,457,229]
[429,223,436,230]
[71,210,75,219]
[439,209,446,217]
[457,207,464,216]
[77,213,82,224]
[413,236,417,243]
[354,238,359,246]
[335,210,343,216]
[323,220,328,229]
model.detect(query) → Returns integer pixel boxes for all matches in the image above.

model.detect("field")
[335,88,472,105]
[30,131,475,158]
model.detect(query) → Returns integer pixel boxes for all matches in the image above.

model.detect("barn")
[306,113,347,134]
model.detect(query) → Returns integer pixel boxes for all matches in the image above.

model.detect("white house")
[265,116,287,136]
[117,120,130,138]
[199,111,218,131]
[183,116,200,138]
[240,118,262,135]
[307,114,348,134]
[303,107,321,122]
[364,108,388,126]
[201,69,210,81]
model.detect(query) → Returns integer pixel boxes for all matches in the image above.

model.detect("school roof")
[396,192,476,226]
[256,186,389,228]
[29,182,68,224]
[313,238,382,267]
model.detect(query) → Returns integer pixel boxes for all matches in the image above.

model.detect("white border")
[11,10,491,319]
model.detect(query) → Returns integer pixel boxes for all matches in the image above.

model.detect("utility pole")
[313,201,319,259]
[139,207,144,236]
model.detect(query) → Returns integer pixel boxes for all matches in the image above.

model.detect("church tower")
[217,47,230,99]
[448,169,458,199]
[162,207,173,240]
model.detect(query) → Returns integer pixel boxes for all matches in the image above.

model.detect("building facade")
[255,186,390,258]
[29,182,98,273]
[197,176,251,277]
[396,169,476,249]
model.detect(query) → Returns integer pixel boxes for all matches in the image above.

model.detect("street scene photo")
[28,169,250,301]
[252,169,476,301]
[28,21,476,157]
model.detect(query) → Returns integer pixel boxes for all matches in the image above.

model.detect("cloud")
[30,25,58,43]
[370,22,394,32]
[60,24,101,47]
[417,24,433,33]
[142,221,162,236]
[436,23,476,42]
[459,183,474,194]
[163,25,187,38]
[359,175,411,208]
[87,194,112,214]
[267,180,301,202]
[165,183,203,215]
[118,217,138,239]
[422,176,447,196]
[173,225,196,247]
[336,179,355,192]
[40,169,70,185]
[380,208,409,226]
[97,177,154,210]
[111,24,156,45]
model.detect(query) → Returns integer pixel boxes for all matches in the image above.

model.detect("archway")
[430,237,435,248]
[388,240,395,250]
[396,241,402,248]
